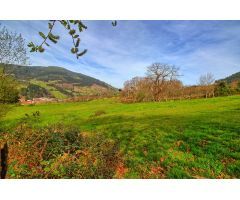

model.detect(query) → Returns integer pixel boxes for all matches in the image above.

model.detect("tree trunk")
[0,143,8,179]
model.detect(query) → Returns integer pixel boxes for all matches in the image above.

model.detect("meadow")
[1,95,240,178]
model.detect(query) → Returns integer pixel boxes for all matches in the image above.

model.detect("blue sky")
[1,20,240,88]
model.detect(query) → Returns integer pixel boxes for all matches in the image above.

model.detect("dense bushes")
[1,123,122,178]
[214,81,231,96]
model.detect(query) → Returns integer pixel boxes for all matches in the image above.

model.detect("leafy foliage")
[28,20,88,59]
[2,123,122,178]
[28,20,118,59]
[215,81,231,96]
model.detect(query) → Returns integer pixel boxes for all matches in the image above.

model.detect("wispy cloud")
[1,20,240,87]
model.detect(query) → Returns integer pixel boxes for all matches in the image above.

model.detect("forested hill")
[1,64,116,100]
[4,64,112,88]
[217,71,240,83]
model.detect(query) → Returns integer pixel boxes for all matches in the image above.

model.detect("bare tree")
[199,73,215,86]
[0,26,29,66]
[198,73,215,98]
[146,63,179,101]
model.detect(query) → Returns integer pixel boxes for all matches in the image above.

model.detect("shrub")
[1,124,122,178]
[0,68,20,104]
[215,81,231,96]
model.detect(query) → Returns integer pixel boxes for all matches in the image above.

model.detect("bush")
[0,68,20,103]
[1,124,122,178]
[215,81,231,96]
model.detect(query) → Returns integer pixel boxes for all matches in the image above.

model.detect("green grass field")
[2,95,240,178]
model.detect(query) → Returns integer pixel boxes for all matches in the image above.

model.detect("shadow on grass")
[85,110,240,178]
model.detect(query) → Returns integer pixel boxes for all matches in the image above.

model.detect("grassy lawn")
[1,95,240,178]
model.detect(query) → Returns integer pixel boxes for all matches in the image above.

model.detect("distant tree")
[237,81,240,93]
[199,73,215,86]
[0,25,29,105]
[0,25,29,67]
[0,67,19,103]
[146,63,179,101]
[28,20,117,59]
[122,76,153,102]
[20,83,51,100]
[215,81,231,96]
[198,73,215,98]
[0,25,29,119]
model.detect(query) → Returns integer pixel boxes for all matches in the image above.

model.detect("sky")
[1,20,240,88]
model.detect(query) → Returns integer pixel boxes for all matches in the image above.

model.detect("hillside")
[217,71,240,83]
[3,64,116,100]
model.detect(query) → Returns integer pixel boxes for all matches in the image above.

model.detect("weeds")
[1,124,122,178]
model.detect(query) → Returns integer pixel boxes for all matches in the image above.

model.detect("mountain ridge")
[216,71,240,83]
[4,64,114,88]
[1,64,116,100]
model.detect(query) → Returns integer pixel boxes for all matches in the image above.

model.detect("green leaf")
[75,38,80,47]
[30,47,36,52]
[48,22,53,29]
[73,34,79,38]
[39,32,46,39]
[38,46,45,53]
[49,33,59,40]
[61,20,67,27]
[71,48,78,54]
[54,35,60,40]
[48,35,57,44]
[27,42,34,47]
[77,49,87,58]
[69,29,76,35]
[79,21,87,29]
[112,20,117,27]
[78,21,87,32]
[45,42,50,47]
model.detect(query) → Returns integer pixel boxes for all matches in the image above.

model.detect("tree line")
[120,63,240,103]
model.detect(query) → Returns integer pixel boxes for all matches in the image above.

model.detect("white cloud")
[1,20,240,88]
